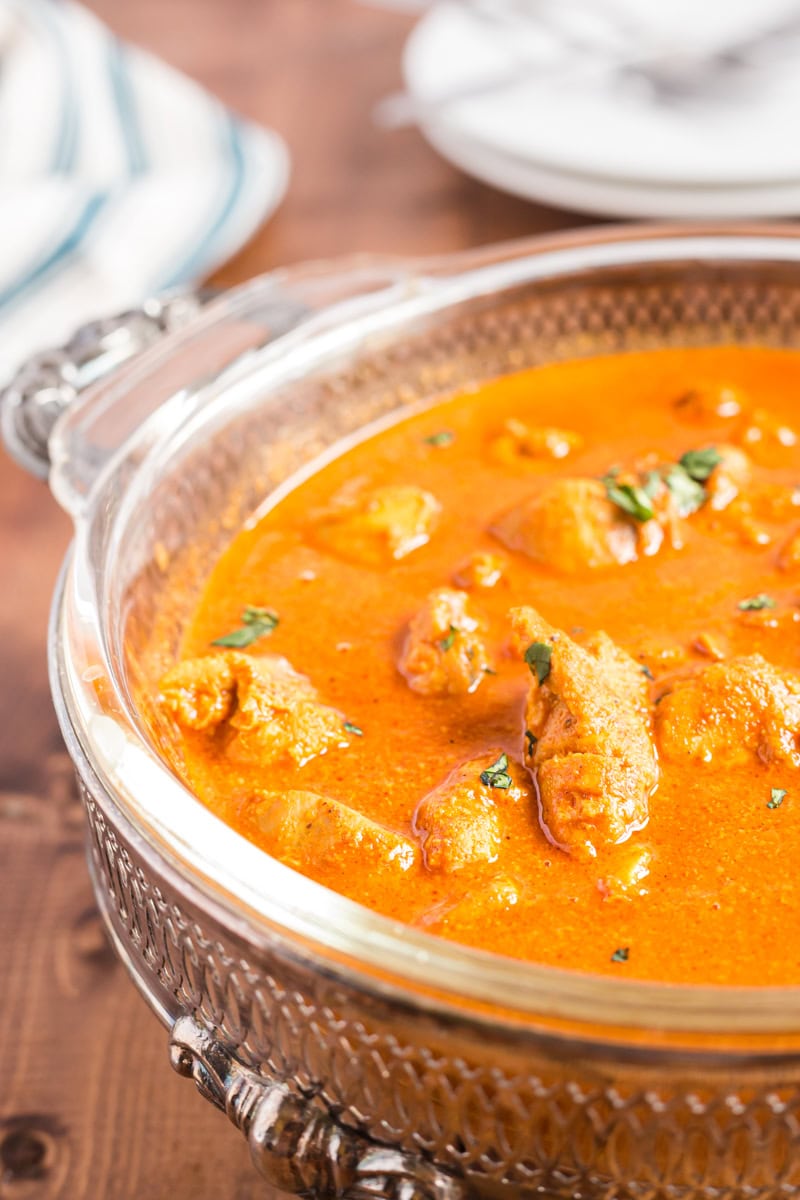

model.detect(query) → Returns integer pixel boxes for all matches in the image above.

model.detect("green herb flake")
[343,721,364,737]
[483,666,497,675]
[768,788,787,810]
[664,464,706,515]
[212,605,279,648]
[679,446,722,483]
[524,641,553,684]
[439,624,458,652]
[641,664,654,681]
[604,479,655,523]
[643,470,663,499]
[738,594,776,612]
[611,947,630,964]
[424,430,455,447]
[524,729,538,755]
[480,753,512,790]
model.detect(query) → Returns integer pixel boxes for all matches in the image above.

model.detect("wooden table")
[0,3,591,1195]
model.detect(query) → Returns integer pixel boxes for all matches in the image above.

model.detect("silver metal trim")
[0,291,208,478]
[170,1014,465,1200]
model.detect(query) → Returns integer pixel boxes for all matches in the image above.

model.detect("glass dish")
[10,225,800,1199]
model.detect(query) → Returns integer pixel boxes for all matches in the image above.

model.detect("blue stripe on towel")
[108,37,147,175]
[160,113,247,287]
[0,193,108,314]
[33,0,79,171]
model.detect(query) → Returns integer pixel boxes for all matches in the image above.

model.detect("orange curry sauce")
[163,346,800,985]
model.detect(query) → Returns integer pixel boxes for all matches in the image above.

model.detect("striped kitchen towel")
[0,0,289,379]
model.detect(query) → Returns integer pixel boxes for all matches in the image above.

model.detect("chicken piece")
[413,750,532,872]
[706,444,752,511]
[159,652,347,766]
[597,845,652,901]
[715,499,771,548]
[707,480,800,543]
[249,790,417,886]
[492,479,639,572]
[493,467,688,573]
[252,789,417,870]
[452,550,507,590]
[399,587,491,696]
[511,607,658,858]
[491,418,583,467]
[159,654,237,731]
[702,447,769,545]
[738,407,797,464]
[673,383,746,423]
[747,483,800,524]
[311,482,440,566]
[417,874,522,931]
[656,655,800,767]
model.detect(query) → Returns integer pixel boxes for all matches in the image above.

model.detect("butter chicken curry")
[157,345,800,985]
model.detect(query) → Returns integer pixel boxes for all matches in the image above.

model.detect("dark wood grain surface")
[0,3,586,1195]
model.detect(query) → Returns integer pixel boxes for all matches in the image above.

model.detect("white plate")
[421,119,800,219]
[403,1,800,189]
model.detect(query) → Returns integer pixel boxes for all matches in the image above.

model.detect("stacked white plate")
[401,0,800,218]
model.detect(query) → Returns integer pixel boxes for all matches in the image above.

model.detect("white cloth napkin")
[0,0,289,378]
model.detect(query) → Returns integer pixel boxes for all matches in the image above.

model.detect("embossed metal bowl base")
[31,228,800,1198]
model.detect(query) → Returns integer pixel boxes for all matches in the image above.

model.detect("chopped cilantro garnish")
[641,664,654,681]
[603,478,655,522]
[768,788,787,810]
[643,470,662,499]
[480,753,512,790]
[344,721,363,737]
[483,666,497,675]
[600,447,720,525]
[611,947,630,964]
[524,729,538,755]
[679,446,722,482]
[664,464,706,515]
[424,430,455,447]
[212,605,279,648]
[524,641,552,684]
[738,594,776,612]
[439,624,457,652]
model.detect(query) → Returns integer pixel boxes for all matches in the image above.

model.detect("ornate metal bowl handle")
[0,290,209,479]
[170,1014,465,1200]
